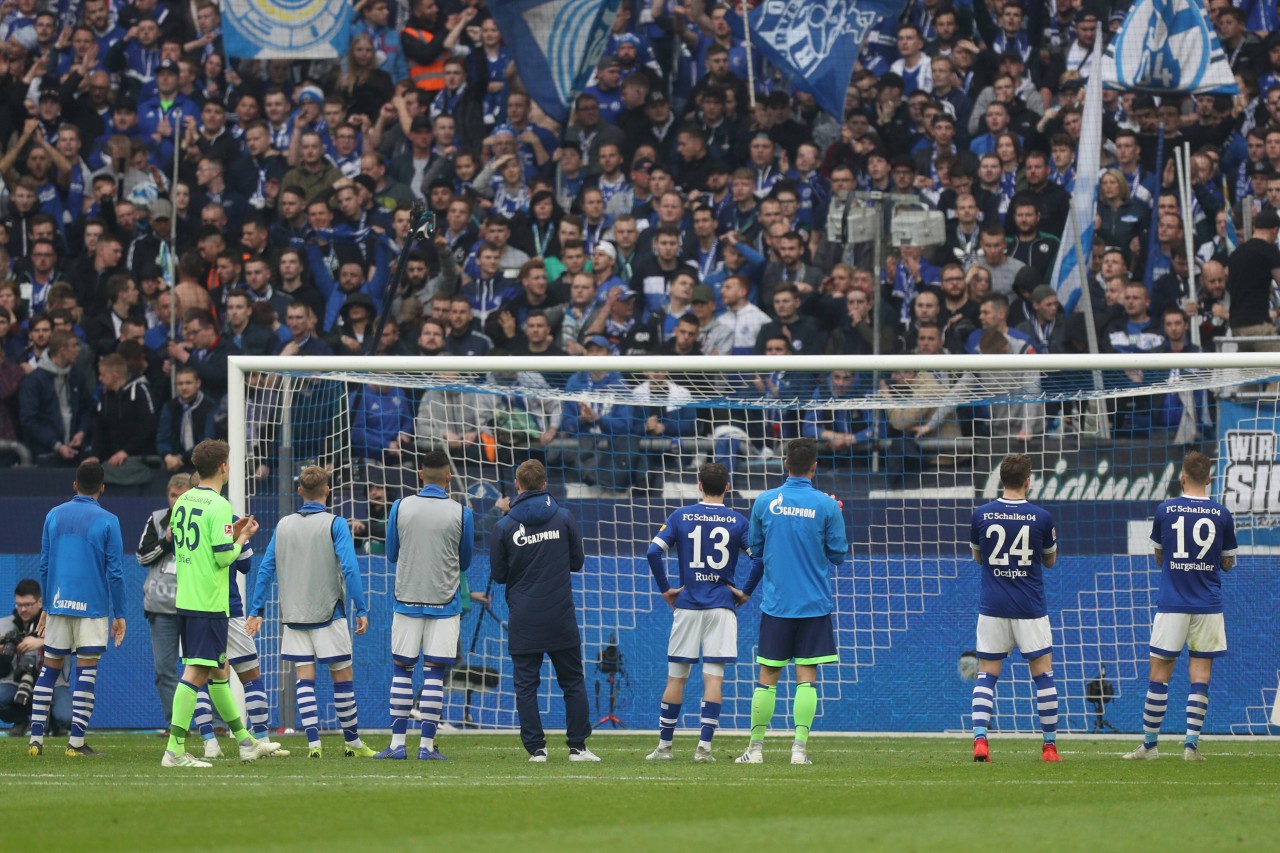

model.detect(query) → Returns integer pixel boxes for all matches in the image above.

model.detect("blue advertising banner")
[1216,399,1280,547]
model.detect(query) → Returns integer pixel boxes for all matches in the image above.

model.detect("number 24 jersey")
[970,498,1057,619]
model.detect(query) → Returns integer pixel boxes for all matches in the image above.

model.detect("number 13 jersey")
[651,504,751,611]
[970,498,1057,619]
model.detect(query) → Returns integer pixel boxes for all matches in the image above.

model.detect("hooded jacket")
[18,351,94,455]
[488,489,585,655]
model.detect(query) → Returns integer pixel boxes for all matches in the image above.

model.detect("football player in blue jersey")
[969,454,1061,763]
[645,463,757,763]
[1124,451,1238,761]
[735,438,849,766]
[28,461,126,757]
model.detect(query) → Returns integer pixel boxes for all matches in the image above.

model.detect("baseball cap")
[597,55,620,72]
[353,174,377,195]
[156,59,179,75]
[149,198,174,220]
[594,241,617,261]
[584,334,614,349]
[645,90,669,106]
[491,123,517,139]
[632,157,655,173]
[1248,160,1275,178]
[609,285,635,302]
[691,284,716,304]
[296,84,324,105]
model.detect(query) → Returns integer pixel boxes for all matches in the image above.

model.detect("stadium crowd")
[0,0,1275,478]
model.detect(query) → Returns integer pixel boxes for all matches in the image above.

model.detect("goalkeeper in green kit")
[161,439,279,768]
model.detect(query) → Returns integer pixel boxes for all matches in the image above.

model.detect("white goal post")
[224,350,1280,736]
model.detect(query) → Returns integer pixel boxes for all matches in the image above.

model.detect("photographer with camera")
[0,580,70,737]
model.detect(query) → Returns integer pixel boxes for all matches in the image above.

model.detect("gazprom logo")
[769,495,816,518]
[513,524,561,546]
[52,587,87,612]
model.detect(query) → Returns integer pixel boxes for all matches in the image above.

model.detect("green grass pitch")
[3,734,1279,851]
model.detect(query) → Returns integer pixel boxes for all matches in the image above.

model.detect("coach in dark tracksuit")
[489,459,595,761]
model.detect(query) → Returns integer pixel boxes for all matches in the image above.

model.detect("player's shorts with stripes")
[226,616,260,671]
[668,607,737,664]
[282,620,354,666]
[975,614,1053,660]
[756,612,838,666]
[42,615,108,658]
[178,612,229,667]
[1149,612,1227,659]
[391,612,460,666]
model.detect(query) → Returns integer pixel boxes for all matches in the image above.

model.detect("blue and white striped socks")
[1143,681,1169,748]
[68,663,98,748]
[334,680,361,747]
[296,679,320,748]
[1033,670,1058,744]
[699,700,721,750]
[243,677,270,740]
[26,664,60,744]
[1186,682,1209,749]
[418,667,445,751]
[971,671,998,740]
[389,663,414,749]
[193,687,216,740]
[658,700,681,744]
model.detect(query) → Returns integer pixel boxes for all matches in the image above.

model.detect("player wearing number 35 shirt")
[644,462,760,763]
[1124,451,1237,762]
[968,454,1061,764]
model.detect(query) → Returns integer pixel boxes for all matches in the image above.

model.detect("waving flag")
[1050,37,1105,316]
[488,0,621,124]
[1100,0,1237,95]
[727,0,907,119]
[223,0,351,59]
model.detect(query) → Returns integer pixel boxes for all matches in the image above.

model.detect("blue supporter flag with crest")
[488,0,622,124]
[727,0,907,119]
[1100,0,1238,95]
[223,0,352,59]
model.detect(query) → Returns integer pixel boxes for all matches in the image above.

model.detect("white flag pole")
[1175,143,1201,347]
[741,1,755,109]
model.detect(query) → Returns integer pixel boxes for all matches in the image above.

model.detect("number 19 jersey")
[651,503,751,610]
[970,498,1057,619]
[1149,495,1237,614]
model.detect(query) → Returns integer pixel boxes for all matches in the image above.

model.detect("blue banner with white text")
[1216,400,1280,548]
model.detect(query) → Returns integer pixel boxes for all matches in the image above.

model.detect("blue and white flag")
[727,0,907,119]
[223,0,351,59]
[1101,0,1237,95]
[488,0,621,124]
[1050,36,1105,316]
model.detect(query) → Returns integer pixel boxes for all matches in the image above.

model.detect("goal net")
[229,353,1280,737]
